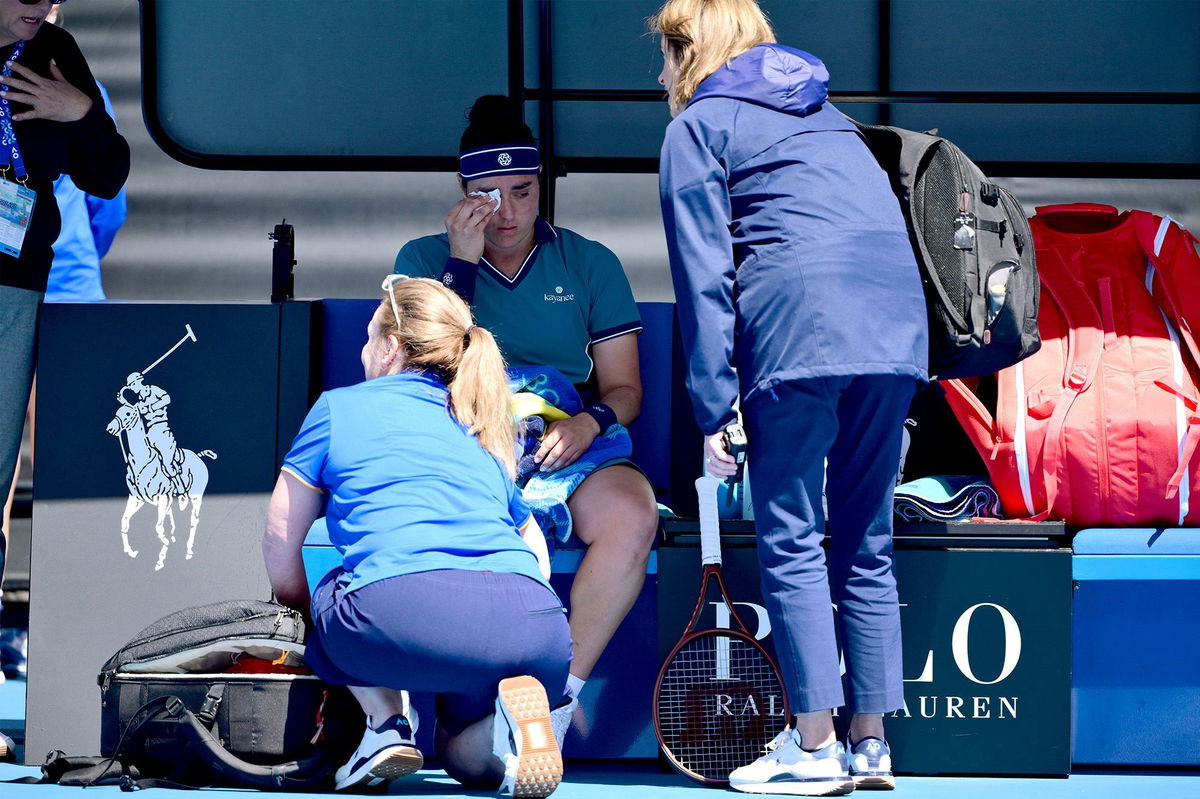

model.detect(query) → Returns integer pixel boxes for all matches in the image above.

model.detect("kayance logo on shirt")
[544,285,576,303]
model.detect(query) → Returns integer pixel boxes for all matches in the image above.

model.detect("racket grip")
[696,475,722,565]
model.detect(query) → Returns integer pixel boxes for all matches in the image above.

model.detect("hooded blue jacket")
[659,44,928,434]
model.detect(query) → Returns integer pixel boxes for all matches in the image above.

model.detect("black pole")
[508,0,524,103]
[269,220,295,303]
[537,0,557,223]
[878,0,892,125]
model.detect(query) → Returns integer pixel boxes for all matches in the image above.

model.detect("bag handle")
[162,694,342,790]
[98,693,340,791]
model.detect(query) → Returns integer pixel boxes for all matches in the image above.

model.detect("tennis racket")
[653,475,791,786]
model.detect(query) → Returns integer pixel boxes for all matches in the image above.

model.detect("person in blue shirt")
[652,0,928,794]
[47,121,127,301]
[395,95,659,740]
[263,276,570,796]
[46,73,126,301]
[45,4,126,303]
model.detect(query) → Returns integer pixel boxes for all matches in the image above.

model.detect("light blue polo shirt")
[394,220,642,386]
[281,371,546,594]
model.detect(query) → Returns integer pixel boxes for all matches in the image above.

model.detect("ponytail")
[379,278,517,476]
[449,325,517,477]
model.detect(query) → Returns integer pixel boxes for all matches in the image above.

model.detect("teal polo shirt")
[281,372,547,594]
[394,219,642,386]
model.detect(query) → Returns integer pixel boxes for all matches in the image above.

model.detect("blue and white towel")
[509,366,633,545]
[893,475,1001,522]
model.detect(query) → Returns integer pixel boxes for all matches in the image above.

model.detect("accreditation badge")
[0,177,35,258]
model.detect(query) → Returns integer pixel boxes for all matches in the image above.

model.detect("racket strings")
[656,633,788,782]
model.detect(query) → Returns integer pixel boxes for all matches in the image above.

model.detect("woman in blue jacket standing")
[652,0,927,794]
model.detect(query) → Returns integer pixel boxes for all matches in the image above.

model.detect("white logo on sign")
[497,152,513,166]
[104,324,217,572]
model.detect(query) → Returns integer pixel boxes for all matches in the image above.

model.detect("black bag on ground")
[853,121,1041,379]
[95,599,363,790]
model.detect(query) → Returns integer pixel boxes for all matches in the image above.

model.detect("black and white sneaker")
[847,737,894,790]
[334,708,423,792]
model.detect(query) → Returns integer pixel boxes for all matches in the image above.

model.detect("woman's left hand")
[535,415,599,472]
[2,60,93,123]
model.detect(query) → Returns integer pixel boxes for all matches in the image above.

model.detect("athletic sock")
[564,673,586,706]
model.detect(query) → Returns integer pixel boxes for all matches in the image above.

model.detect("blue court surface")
[1,677,1197,799]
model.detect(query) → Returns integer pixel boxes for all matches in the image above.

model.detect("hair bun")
[461,95,535,151]
[468,95,522,126]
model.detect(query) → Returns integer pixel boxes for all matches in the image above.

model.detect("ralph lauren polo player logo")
[497,152,513,167]
[104,324,217,572]
[544,285,576,303]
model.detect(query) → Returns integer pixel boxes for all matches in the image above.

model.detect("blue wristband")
[441,257,480,303]
[582,403,618,433]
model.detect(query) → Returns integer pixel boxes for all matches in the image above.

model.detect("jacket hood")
[688,43,829,116]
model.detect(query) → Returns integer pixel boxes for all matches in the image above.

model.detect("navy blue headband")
[459,144,540,180]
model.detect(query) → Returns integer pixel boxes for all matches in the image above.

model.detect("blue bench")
[1071,527,1200,766]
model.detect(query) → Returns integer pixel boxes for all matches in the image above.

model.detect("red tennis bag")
[942,203,1200,526]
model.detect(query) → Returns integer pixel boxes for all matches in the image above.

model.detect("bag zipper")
[106,607,304,672]
[997,188,1031,258]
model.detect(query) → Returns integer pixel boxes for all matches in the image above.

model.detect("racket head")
[653,626,791,785]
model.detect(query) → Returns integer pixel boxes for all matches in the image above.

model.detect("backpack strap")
[1026,243,1105,520]
[1135,212,1200,367]
[1133,212,1200,516]
[0,751,141,788]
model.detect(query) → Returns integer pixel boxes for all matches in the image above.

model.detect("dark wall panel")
[143,0,1198,171]
[147,0,508,162]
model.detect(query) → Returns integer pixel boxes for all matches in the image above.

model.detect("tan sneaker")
[493,676,563,798]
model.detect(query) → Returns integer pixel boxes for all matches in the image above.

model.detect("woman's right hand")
[445,195,497,263]
[704,431,738,479]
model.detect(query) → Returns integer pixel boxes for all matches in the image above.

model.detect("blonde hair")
[649,0,776,113]
[378,278,517,476]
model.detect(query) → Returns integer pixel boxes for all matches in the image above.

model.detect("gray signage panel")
[27,303,312,761]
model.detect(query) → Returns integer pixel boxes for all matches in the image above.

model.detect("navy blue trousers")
[744,375,917,714]
[305,568,572,735]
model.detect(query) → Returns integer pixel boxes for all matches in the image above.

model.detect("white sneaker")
[493,675,563,798]
[334,707,423,792]
[549,696,576,750]
[847,737,894,789]
[729,729,855,796]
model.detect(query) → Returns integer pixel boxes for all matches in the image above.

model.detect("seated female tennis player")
[262,275,570,797]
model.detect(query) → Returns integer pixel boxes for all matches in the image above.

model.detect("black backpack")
[53,599,364,791]
[853,121,1041,379]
